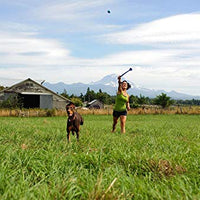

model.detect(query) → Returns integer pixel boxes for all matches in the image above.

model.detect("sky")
[0,0,200,95]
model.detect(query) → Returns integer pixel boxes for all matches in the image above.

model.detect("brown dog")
[66,102,83,142]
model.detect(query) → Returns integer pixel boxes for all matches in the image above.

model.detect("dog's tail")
[80,116,84,125]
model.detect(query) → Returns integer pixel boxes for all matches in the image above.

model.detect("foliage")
[70,97,83,107]
[175,99,200,106]
[96,89,114,105]
[45,109,56,117]
[0,96,23,109]
[137,94,148,105]
[129,95,153,108]
[84,87,96,102]
[62,88,200,107]
[0,115,199,199]
[61,88,115,106]
[153,93,174,108]
[46,86,200,108]
[0,85,5,91]
[129,95,139,108]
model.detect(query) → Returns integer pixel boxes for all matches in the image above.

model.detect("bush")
[46,109,56,117]
[0,96,22,109]
[153,93,174,108]
[70,97,83,107]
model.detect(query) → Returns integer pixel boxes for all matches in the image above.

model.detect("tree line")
[61,87,200,108]
[0,85,200,109]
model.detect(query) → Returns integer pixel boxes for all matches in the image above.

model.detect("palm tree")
[154,93,174,108]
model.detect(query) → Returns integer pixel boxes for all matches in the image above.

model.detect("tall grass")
[0,115,199,199]
[0,106,200,117]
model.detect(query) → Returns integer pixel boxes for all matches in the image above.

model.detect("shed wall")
[40,95,53,109]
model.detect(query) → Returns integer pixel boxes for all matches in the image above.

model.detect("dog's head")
[66,102,75,116]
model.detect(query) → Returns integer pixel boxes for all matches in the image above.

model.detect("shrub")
[46,109,56,117]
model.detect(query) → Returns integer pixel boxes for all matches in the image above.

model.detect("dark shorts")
[113,110,127,118]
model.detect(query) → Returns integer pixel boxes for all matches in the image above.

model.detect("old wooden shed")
[0,78,70,109]
[87,99,104,109]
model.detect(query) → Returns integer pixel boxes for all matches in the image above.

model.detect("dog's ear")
[72,103,75,109]
[69,102,75,109]
[66,102,75,109]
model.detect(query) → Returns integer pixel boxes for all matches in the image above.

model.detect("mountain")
[44,74,200,100]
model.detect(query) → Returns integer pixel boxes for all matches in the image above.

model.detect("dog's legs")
[67,132,70,142]
[76,131,79,141]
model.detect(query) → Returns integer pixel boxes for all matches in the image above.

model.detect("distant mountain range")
[44,74,200,100]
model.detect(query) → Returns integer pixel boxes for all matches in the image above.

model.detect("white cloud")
[0,31,74,65]
[125,66,200,95]
[102,13,200,45]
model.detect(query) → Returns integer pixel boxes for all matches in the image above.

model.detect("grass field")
[0,115,199,199]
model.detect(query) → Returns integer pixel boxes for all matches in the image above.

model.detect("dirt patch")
[158,160,174,176]
[149,159,187,177]
[21,143,28,150]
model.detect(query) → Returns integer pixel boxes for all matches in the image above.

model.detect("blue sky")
[0,0,200,95]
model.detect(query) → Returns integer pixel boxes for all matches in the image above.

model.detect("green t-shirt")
[114,93,128,112]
